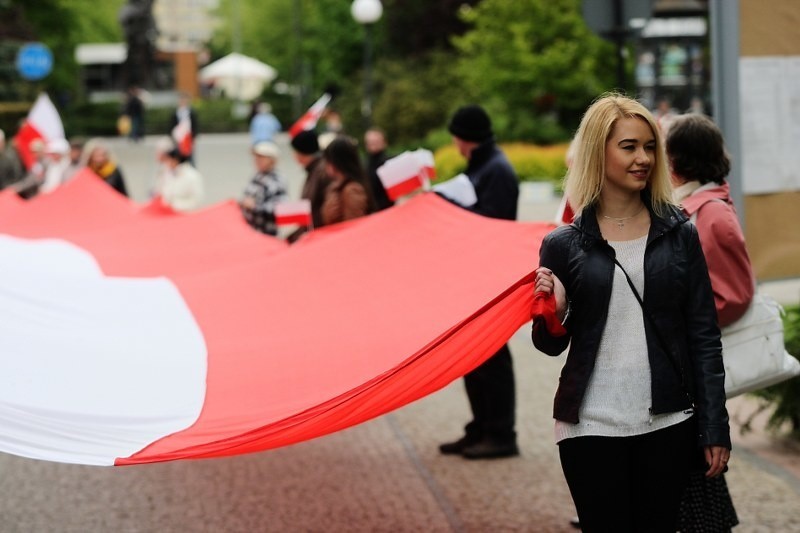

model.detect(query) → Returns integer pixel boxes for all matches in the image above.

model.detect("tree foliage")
[208,0,487,140]
[367,51,461,148]
[1,0,623,146]
[0,0,124,100]
[452,0,616,142]
[211,0,366,106]
[380,0,480,58]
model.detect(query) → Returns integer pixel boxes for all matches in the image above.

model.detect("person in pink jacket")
[668,113,755,328]
[667,112,752,532]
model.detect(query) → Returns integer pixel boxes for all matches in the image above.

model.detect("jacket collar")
[571,190,687,247]
[677,181,731,215]
[466,138,497,172]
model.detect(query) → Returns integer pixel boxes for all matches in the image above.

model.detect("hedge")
[751,305,800,437]
[434,142,569,185]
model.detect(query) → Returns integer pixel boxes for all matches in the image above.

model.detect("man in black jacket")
[439,104,520,459]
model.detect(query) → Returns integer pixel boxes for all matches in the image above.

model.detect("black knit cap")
[448,104,493,142]
[290,130,320,155]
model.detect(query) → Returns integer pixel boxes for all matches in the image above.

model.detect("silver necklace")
[600,204,644,229]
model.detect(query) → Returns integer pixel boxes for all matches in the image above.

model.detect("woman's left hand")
[704,445,730,478]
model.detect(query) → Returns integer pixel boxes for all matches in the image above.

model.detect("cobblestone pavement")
[1,134,798,532]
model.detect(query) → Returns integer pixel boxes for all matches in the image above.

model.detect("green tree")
[380,0,480,58]
[452,0,616,143]
[211,0,365,103]
[0,0,124,101]
[208,0,498,143]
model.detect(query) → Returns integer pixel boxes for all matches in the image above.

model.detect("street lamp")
[351,0,383,128]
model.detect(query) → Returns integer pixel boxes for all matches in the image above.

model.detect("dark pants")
[129,116,144,141]
[462,344,516,443]
[558,417,695,533]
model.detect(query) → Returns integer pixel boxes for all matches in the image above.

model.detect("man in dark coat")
[439,104,520,459]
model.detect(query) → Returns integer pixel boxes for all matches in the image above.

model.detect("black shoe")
[438,436,476,455]
[461,438,519,459]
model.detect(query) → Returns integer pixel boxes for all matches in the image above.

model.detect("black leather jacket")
[532,194,731,449]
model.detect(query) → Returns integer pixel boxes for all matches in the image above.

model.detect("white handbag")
[722,291,800,398]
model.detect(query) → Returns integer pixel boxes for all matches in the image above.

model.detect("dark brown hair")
[666,114,731,185]
[323,136,376,211]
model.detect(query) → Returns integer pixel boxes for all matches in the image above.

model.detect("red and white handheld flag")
[288,93,332,138]
[274,199,312,227]
[171,116,193,157]
[413,148,437,181]
[14,93,65,170]
[376,149,434,202]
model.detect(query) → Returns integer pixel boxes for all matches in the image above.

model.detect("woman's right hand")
[535,267,567,321]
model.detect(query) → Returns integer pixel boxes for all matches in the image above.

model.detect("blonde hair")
[80,138,116,168]
[564,93,673,216]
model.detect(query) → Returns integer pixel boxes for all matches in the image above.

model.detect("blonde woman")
[532,94,730,532]
[82,139,128,196]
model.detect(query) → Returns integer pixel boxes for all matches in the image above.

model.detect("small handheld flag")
[171,117,193,157]
[14,93,66,170]
[288,93,332,138]
[376,149,435,202]
[275,199,312,227]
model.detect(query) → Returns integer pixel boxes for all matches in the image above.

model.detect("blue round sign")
[16,43,54,81]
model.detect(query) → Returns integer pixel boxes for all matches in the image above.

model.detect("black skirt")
[678,471,739,532]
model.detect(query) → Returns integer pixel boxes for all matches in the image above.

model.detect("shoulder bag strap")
[612,256,695,405]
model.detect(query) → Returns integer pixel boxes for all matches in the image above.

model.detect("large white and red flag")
[14,93,66,170]
[0,173,554,466]
[288,92,332,138]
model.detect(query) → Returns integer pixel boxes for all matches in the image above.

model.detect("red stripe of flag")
[14,121,44,170]
[385,173,425,202]
[275,200,312,227]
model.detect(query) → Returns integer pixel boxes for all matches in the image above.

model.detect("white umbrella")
[198,52,278,101]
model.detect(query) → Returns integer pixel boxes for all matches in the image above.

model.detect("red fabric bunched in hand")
[531,291,567,337]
